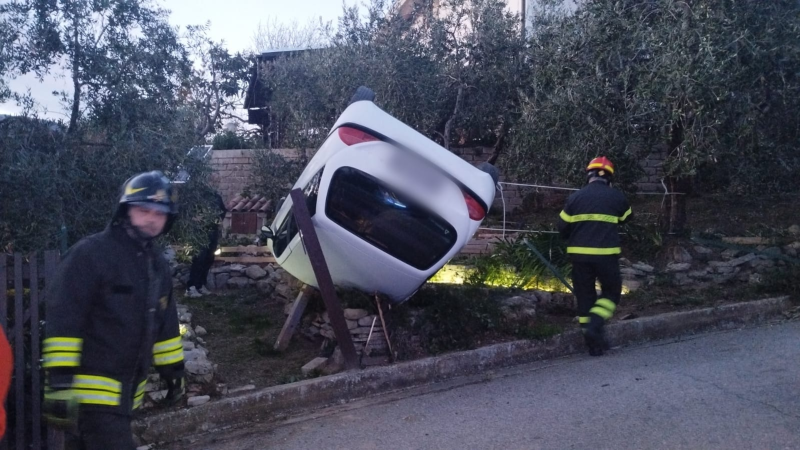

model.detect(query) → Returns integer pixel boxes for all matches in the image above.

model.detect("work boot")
[584,324,609,357]
[199,286,212,295]
[185,286,202,298]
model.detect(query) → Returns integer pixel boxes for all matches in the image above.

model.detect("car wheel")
[477,161,500,185]
[349,86,376,104]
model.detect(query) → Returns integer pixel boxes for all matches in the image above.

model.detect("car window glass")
[325,167,457,270]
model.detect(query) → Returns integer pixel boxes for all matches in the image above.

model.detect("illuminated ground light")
[429,264,572,293]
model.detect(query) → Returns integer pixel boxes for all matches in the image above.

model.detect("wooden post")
[274,285,311,351]
[0,254,6,450]
[44,250,66,450]
[14,253,24,449]
[30,253,41,450]
[289,189,359,370]
[374,294,394,362]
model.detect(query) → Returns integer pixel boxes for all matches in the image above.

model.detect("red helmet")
[586,156,614,177]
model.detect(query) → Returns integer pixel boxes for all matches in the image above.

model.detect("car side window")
[272,211,298,259]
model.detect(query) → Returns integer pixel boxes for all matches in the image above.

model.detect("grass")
[178,289,319,389]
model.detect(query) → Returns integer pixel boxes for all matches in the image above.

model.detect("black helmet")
[113,171,178,234]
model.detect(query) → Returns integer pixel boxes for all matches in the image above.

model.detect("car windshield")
[325,167,457,270]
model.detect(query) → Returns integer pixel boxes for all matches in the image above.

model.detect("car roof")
[331,101,495,208]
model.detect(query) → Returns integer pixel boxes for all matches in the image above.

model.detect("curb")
[133,296,791,444]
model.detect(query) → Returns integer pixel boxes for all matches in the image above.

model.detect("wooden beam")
[290,189,360,371]
[217,246,272,254]
[274,285,311,351]
[215,256,276,264]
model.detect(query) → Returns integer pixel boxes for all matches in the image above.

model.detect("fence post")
[29,254,41,450]
[13,254,24,449]
[0,254,6,450]
[44,251,65,450]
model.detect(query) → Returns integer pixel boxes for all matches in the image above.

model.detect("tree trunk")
[67,20,81,135]
[661,121,689,234]
[442,85,463,150]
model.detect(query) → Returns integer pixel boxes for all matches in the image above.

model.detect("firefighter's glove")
[43,388,79,431]
[160,363,186,406]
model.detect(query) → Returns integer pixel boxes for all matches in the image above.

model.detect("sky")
[0,0,357,117]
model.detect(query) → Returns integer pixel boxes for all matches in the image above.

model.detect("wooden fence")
[1,251,63,450]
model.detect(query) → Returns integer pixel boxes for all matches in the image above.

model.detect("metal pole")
[523,238,573,293]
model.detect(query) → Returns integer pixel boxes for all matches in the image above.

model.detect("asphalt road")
[184,321,800,450]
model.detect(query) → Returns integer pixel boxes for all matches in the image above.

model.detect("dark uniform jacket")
[44,223,184,414]
[557,181,632,261]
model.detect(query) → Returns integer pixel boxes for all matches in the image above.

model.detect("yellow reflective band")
[43,353,81,368]
[136,379,147,395]
[567,247,621,255]
[578,316,591,324]
[590,306,614,320]
[133,395,144,410]
[43,337,83,353]
[587,163,614,174]
[595,298,616,313]
[72,375,122,393]
[620,208,632,222]
[154,348,184,366]
[560,211,619,223]
[153,336,182,354]
[74,389,121,406]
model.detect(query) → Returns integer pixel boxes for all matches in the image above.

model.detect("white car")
[264,87,497,303]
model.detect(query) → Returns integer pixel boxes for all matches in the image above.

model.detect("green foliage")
[466,233,572,291]
[247,150,305,207]
[508,0,800,193]
[408,285,504,353]
[757,264,800,301]
[211,131,257,150]
[0,0,250,252]
[260,0,525,152]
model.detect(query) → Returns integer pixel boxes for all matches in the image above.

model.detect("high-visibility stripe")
[587,163,614,173]
[132,379,147,410]
[620,208,632,222]
[567,246,621,255]
[72,375,122,393]
[153,336,182,354]
[595,298,616,313]
[43,353,81,368]
[578,316,591,324]
[560,211,619,224]
[154,348,184,366]
[43,337,83,353]
[73,389,121,406]
[590,306,614,320]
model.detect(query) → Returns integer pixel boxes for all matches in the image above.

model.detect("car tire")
[477,162,500,185]
[349,86,376,104]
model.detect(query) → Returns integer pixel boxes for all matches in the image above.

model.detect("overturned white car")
[264,87,497,302]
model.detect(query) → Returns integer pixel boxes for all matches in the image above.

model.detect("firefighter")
[43,171,185,449]
[557,157,632,356]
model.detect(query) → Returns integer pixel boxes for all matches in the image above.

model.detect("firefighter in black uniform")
[43,171,185,449]
[557,157,632,356]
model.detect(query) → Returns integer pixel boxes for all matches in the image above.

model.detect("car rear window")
[325,167,457,270]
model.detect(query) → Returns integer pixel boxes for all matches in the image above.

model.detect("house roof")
[226,194,272,213]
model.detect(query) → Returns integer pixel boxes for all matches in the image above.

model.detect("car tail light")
[463,191,485,221]
[338,126,380,146]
